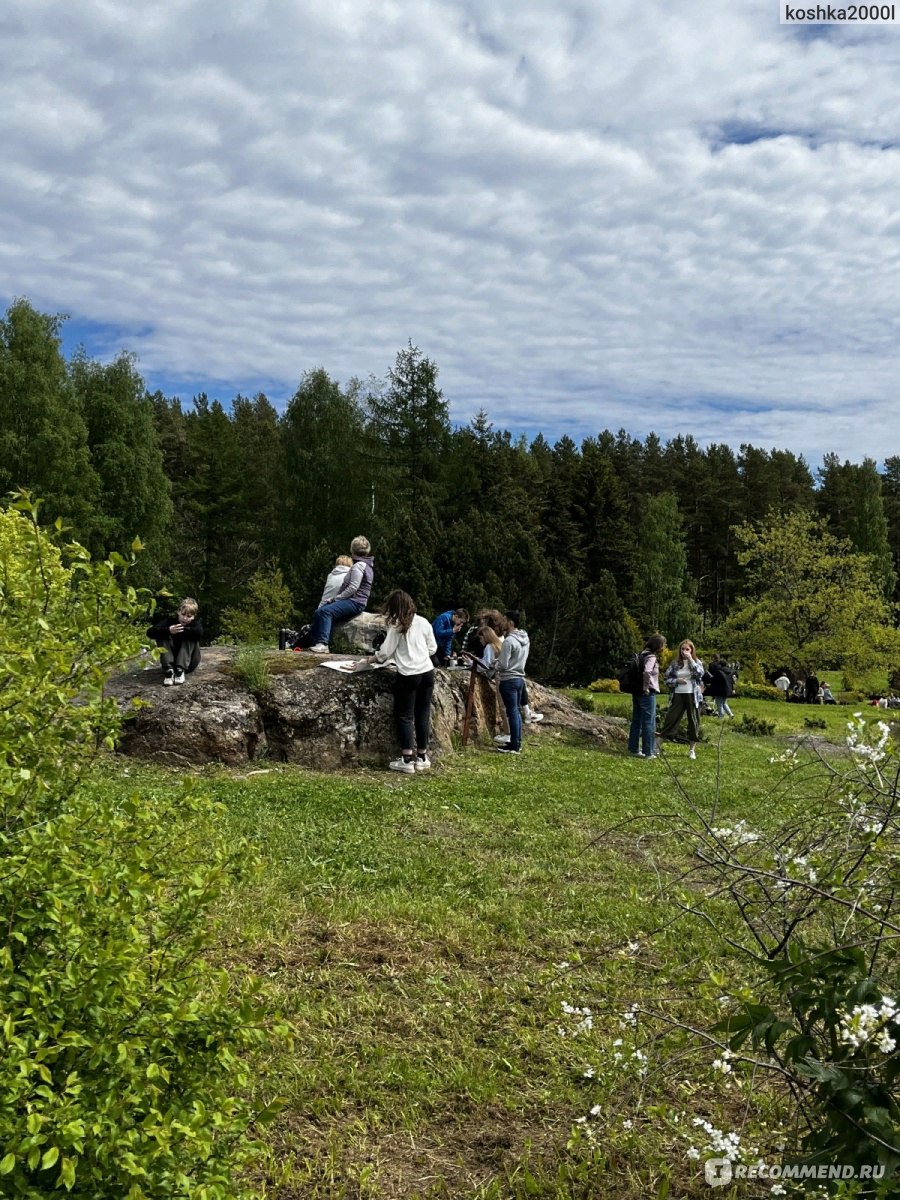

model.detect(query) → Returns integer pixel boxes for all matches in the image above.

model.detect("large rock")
[332,611,387,653]
[107,647,624,768]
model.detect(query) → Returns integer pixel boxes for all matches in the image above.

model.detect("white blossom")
[711,819,760,847]
[838,997,898,1051]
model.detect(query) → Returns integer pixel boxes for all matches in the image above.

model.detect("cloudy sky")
[3,0,900,463]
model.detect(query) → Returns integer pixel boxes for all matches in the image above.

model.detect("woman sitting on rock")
[306,536,375,654]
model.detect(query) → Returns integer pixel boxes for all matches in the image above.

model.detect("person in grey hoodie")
[307,536,375,652]
[493,610,530,754]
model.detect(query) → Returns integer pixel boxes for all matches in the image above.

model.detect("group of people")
[774,672,837,704]
[271,539,541,772]
[627,638,737,761]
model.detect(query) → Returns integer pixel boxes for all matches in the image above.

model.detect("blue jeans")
[499,677,525,751]
[628,692,657,756]
[308,598,364,646]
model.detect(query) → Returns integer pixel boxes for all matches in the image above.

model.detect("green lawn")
[94,700,893,1198]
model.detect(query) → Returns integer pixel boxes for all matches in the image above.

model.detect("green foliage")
[278,370,371,597]
[803,716,827,729]
[220,564,293,645]
[232,644,272,695]
[735,713,776,736]
[70,350,173,577]
[588,678,621,694]
[733,682,782,701]
[818,454,897,601]
[630,492,698,643]
[0,499,277,1198]
[719,508,900,680]
[0,300,100,539]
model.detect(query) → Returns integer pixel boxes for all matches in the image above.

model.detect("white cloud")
[2,0,900,462]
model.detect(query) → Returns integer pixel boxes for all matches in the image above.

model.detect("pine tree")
[278,369,371,594]
[0,299,99,537]
[818,456,896,600]
[70,350,172,575]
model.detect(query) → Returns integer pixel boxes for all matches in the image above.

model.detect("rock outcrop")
[106,647,624,769]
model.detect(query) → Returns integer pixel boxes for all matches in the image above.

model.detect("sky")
[3,0,900,465]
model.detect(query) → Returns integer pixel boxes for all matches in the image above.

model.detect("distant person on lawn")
[307,536,375,653]
[706,653,735,719]
[628,633,666,759]
[657,638,705,759]
[147,597,203,686]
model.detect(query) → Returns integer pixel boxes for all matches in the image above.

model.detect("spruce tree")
[70,350,172,575]
[0,299,99,538]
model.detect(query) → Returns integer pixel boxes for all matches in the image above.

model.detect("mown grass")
[92,700,891,1198]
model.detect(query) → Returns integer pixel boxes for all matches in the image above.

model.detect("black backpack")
[617,651,645,695]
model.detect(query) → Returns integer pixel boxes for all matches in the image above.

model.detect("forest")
[2,296,899,684]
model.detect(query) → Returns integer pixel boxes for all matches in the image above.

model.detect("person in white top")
[365,589,438,774]
[774,672,791,696]
[657,638,705,759]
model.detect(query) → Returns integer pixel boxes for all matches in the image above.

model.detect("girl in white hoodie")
[366,589,438,774]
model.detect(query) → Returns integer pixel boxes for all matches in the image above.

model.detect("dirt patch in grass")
[263,1105,566,1199]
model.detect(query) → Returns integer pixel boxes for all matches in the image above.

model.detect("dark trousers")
[393,669,435,752]
[659,692,701,742]
[152,633,200,673]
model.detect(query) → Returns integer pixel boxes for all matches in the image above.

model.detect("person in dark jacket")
[706,653,735,719]
[307,536,375,653]
[147,597,203,686]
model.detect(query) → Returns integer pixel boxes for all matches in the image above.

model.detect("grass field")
[93,696,896,1198]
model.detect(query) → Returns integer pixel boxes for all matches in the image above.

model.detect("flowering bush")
[560,712,900,1194]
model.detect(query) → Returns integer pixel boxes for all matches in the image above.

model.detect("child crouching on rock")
[362,589,437,774]
[147,598,203,686]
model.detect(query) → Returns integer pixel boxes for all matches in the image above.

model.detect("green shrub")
[803,716,827,730]
[735,713,776,736]
[220,564,293,645]
[733,682,782,701]
[587,678,621,693]
[0,497,280,1198]
[233,643,272,694]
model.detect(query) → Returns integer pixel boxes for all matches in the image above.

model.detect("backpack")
[617,651,645,695]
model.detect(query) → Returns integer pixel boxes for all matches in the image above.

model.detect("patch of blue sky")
[57,315,152,363]
[139,370,295,410]
[710,121,815,150]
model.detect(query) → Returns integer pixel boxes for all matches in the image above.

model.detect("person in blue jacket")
[431,607,469,666]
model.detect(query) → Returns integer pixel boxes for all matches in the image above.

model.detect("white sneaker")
[524,711,544,724]
[163,670,175,686]
[689,747,697,760]
[389,758,416,774]
[309,644,330,654]
[414,755,432,771]
[173,669,186,685]
[494,734,511,745]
